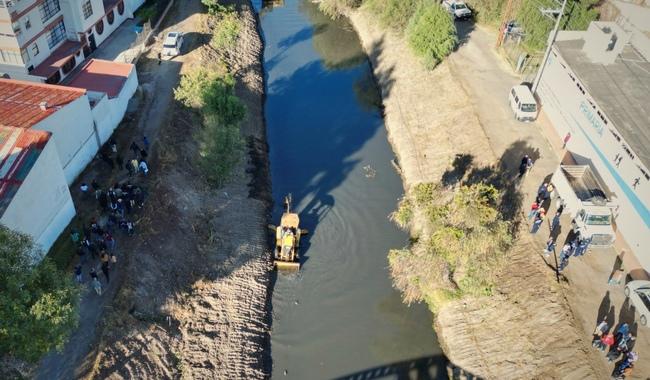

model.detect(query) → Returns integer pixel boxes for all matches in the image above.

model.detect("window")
[20,48,29,63]
[82,0,92,19]
[107,9,114,24]
[31,43,39,56]
[95,19,103,35]
[61,56,75,74]
[46,19,66,49]
[12,21,21,35]
[24,16,31,30]
[39,0,61,23]
[585,214,611,225]
[117,1,124,15]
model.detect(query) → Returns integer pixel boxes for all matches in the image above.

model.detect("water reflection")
[299,0,366,70]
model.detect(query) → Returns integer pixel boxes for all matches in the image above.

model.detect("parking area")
[449,21,649,378]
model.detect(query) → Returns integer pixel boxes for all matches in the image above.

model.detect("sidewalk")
[450,23,648,379]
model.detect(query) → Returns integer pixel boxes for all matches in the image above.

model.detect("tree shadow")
[455,19,476,48]
[442,154,474,186]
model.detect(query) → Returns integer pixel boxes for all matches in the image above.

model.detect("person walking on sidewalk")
[101,261,110,284]
[530,207,545,233]
[74,264,83,283]
[594,331,614,352]
[551,213,561,231]
[592,318,609,341]
[540,236,549,257]
[92,277,102,296]
[528,200,540,219]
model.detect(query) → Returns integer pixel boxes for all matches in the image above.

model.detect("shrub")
[0,225,80,361]
[174,69,246,186]
[406,2,457,68]
[197,115,244,187]
[365,0,423,31]
[202,0,233,15]
[464,0,506,25]
[388,183,511,311]
[210,10,240,51]
[517,0,599,51]
[319,0,364,18]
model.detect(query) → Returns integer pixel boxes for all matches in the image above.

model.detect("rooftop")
[65,59,134,98]
[0,79,86,129]
[30,40,85,79]
[0,126,50,216]
[555,38,650,170]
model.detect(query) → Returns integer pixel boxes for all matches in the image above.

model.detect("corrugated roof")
[66,59,134,98]
[0,79,86,129]
[0,126,51,216]
[556,39,650,170]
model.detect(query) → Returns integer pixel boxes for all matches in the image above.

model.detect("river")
[257,1,446,378]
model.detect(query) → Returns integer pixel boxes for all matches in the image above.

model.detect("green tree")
[174,68,246,186]
[210,9,240,51]
[517,0,599,51]
[0,225,79,361]
[389,183,511,312]
[406,2,457,68]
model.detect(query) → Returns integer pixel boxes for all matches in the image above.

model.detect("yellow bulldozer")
[270,195,307,270]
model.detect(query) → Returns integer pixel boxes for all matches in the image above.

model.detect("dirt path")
[32,0,271,379]
[348,9,604,379]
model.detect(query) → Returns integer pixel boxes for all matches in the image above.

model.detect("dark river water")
[256,1,446,378]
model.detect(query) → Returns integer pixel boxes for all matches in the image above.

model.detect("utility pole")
[496,0,516,47]
[531,0,568,95]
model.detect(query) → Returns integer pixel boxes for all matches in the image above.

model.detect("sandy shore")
[348,7,602,379]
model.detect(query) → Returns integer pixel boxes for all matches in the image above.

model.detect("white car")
[624,280,650,326]
[162,31,184,57]
[443,0,472,20]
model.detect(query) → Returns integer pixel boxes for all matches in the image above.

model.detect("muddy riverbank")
[347,6,603,379]
[87,0,273,378]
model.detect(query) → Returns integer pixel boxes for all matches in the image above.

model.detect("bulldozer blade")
[267,224,277,231]
[275,261,300,270]
[300,229,309,235]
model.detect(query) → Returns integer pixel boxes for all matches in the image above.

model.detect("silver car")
[624,280,650,326]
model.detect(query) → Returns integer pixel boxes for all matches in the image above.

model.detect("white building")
[0,126,74,252]
[0,60,137,183]
[0,0,141,83]
[537,20,650,271]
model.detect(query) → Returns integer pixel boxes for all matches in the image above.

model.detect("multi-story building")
[537,18,650,271]
[0,0,141,84]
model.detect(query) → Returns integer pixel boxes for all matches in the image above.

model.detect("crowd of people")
[72,136,149,296]
[592,320,639,379]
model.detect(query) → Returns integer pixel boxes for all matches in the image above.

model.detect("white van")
[162,32,184,57]
[509,85,538,122]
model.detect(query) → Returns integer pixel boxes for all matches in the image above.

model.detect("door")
[88,33,97,52]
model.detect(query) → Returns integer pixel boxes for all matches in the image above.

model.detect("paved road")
[34,1,201,378]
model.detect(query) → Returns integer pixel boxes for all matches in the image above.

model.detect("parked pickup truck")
[551,165,617,247]
[443,0,473,20]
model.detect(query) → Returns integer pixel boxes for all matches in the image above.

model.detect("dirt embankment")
[90,1,272,379]
[348,8,601,379]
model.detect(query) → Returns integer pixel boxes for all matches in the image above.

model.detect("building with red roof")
[0,0,144,84]
[0,66,136,184]
[0,125,74,252]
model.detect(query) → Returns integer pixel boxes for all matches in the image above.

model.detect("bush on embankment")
[389,182,512,313]
[174,5,246,187]
[0,225,80,362]
[406,2,457,68]
[174,68,245,187]
[318,0,364,19]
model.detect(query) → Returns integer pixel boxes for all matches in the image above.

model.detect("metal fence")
[499,32,543,78]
